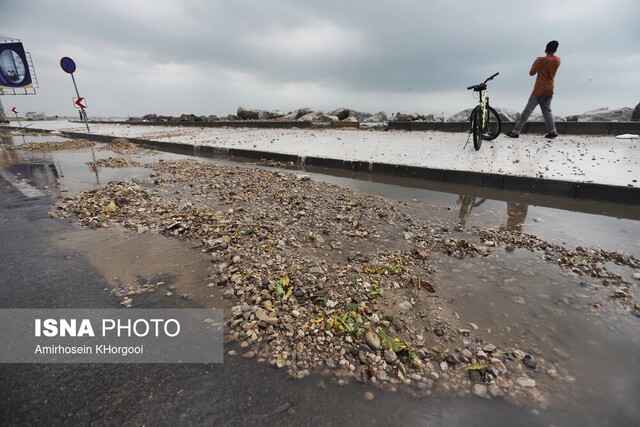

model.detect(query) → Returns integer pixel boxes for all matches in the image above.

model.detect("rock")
[255,308,269,322]
[472,384,488,398]
[523,355,538,370]
[446,108,473,122]
[495,376,511,388]
[291,107,314,119]
[297,111,323,122]
[490,358,507,374]
[384,349,398,363]
[632,273,640,280]
[237,107,261,120]
[516,377,536,388]
[462,349,473,359]
[488,384,502,398]
[392,112,443,122]
[575,107,633,122]
[529,113,567,122]
[398,301,413,311]
[392,111,418,122]
[445,354,459,365]
[469,369,483,383]
[309,266,324,275]
[494,108,519,122]
[440,361,449,372]
[632,102,640,121]
[483,344,497,353]
[258,110,285,120]
[363,111,387,123]
[327,107,350,121]
[364,331,381,350]
[314,114,339,123]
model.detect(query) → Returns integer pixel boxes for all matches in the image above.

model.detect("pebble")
[255,308,269,322]
[523,355,538,370]
[243,351,256,359]
[398,301,413,311]
[483,344,496,353]
[495,376,511,388]
[364,331,381,351]
[517,378,536,388]
[364,391,375,401]
[472,384,488,398]
[488,384,501,397]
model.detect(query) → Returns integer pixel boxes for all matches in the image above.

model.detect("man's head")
[545,40,559,54]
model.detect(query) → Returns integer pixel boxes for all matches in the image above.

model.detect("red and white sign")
[11,107,18,114]
[73,97,87,109]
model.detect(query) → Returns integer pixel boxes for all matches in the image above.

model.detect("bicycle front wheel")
[472,106,483,150]
[483,106,502,140]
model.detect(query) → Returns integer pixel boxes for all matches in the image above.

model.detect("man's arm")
[529,57,542,76]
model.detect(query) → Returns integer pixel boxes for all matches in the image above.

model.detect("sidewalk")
[3,121,639,201]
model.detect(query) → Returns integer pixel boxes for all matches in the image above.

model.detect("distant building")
[25,111,45,120]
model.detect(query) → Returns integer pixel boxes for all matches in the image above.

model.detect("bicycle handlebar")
[467,72,500,90]
[484,72,499,83]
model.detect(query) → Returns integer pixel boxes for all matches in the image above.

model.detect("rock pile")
[565,107,633,122]
[55,159,616,407]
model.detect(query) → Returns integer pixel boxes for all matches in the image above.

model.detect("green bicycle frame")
[479,89,488,129]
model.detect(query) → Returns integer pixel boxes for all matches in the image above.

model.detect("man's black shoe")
[504,131,519,138]
[544,133,558,139]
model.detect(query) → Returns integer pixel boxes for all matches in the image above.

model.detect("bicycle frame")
[465,72,500,150]
[479,88,489,128]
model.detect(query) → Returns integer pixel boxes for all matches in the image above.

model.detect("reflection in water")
[457,194,486,227]
[4,162,60,189]
[505,202,528,231]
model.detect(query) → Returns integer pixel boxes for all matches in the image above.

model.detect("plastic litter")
[615,134,639,139]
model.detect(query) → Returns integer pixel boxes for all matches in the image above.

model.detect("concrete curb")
[2,126,638,205]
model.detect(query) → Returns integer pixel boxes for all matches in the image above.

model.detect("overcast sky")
[1,0,639,118]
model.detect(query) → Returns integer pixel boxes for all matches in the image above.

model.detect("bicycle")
[466,72,501,150]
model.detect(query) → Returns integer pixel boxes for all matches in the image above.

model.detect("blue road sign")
[60,57,76,74]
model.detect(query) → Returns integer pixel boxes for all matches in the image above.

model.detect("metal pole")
[70,73,90,132]
[14,112,22,128]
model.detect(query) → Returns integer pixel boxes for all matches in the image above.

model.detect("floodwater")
[1,130,638,425]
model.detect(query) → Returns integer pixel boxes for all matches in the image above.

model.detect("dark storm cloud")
[1,0,638,117]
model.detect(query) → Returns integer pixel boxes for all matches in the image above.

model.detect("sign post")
[60,56,89,132]
[10,106,22,128]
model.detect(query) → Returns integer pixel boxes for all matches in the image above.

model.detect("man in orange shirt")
[505,40,561,139]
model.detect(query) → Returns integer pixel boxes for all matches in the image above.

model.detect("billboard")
[0,42,33,89]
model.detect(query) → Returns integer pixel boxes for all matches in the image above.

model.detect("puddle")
[56,227,219,308]
[431,247,639,413]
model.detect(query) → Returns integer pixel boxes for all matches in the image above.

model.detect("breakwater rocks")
[129,105,640,126]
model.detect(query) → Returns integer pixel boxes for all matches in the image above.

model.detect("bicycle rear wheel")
[472,106,483,150]
[483,106,502,140]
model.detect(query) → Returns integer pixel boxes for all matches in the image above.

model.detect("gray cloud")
[2,0,639,118]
